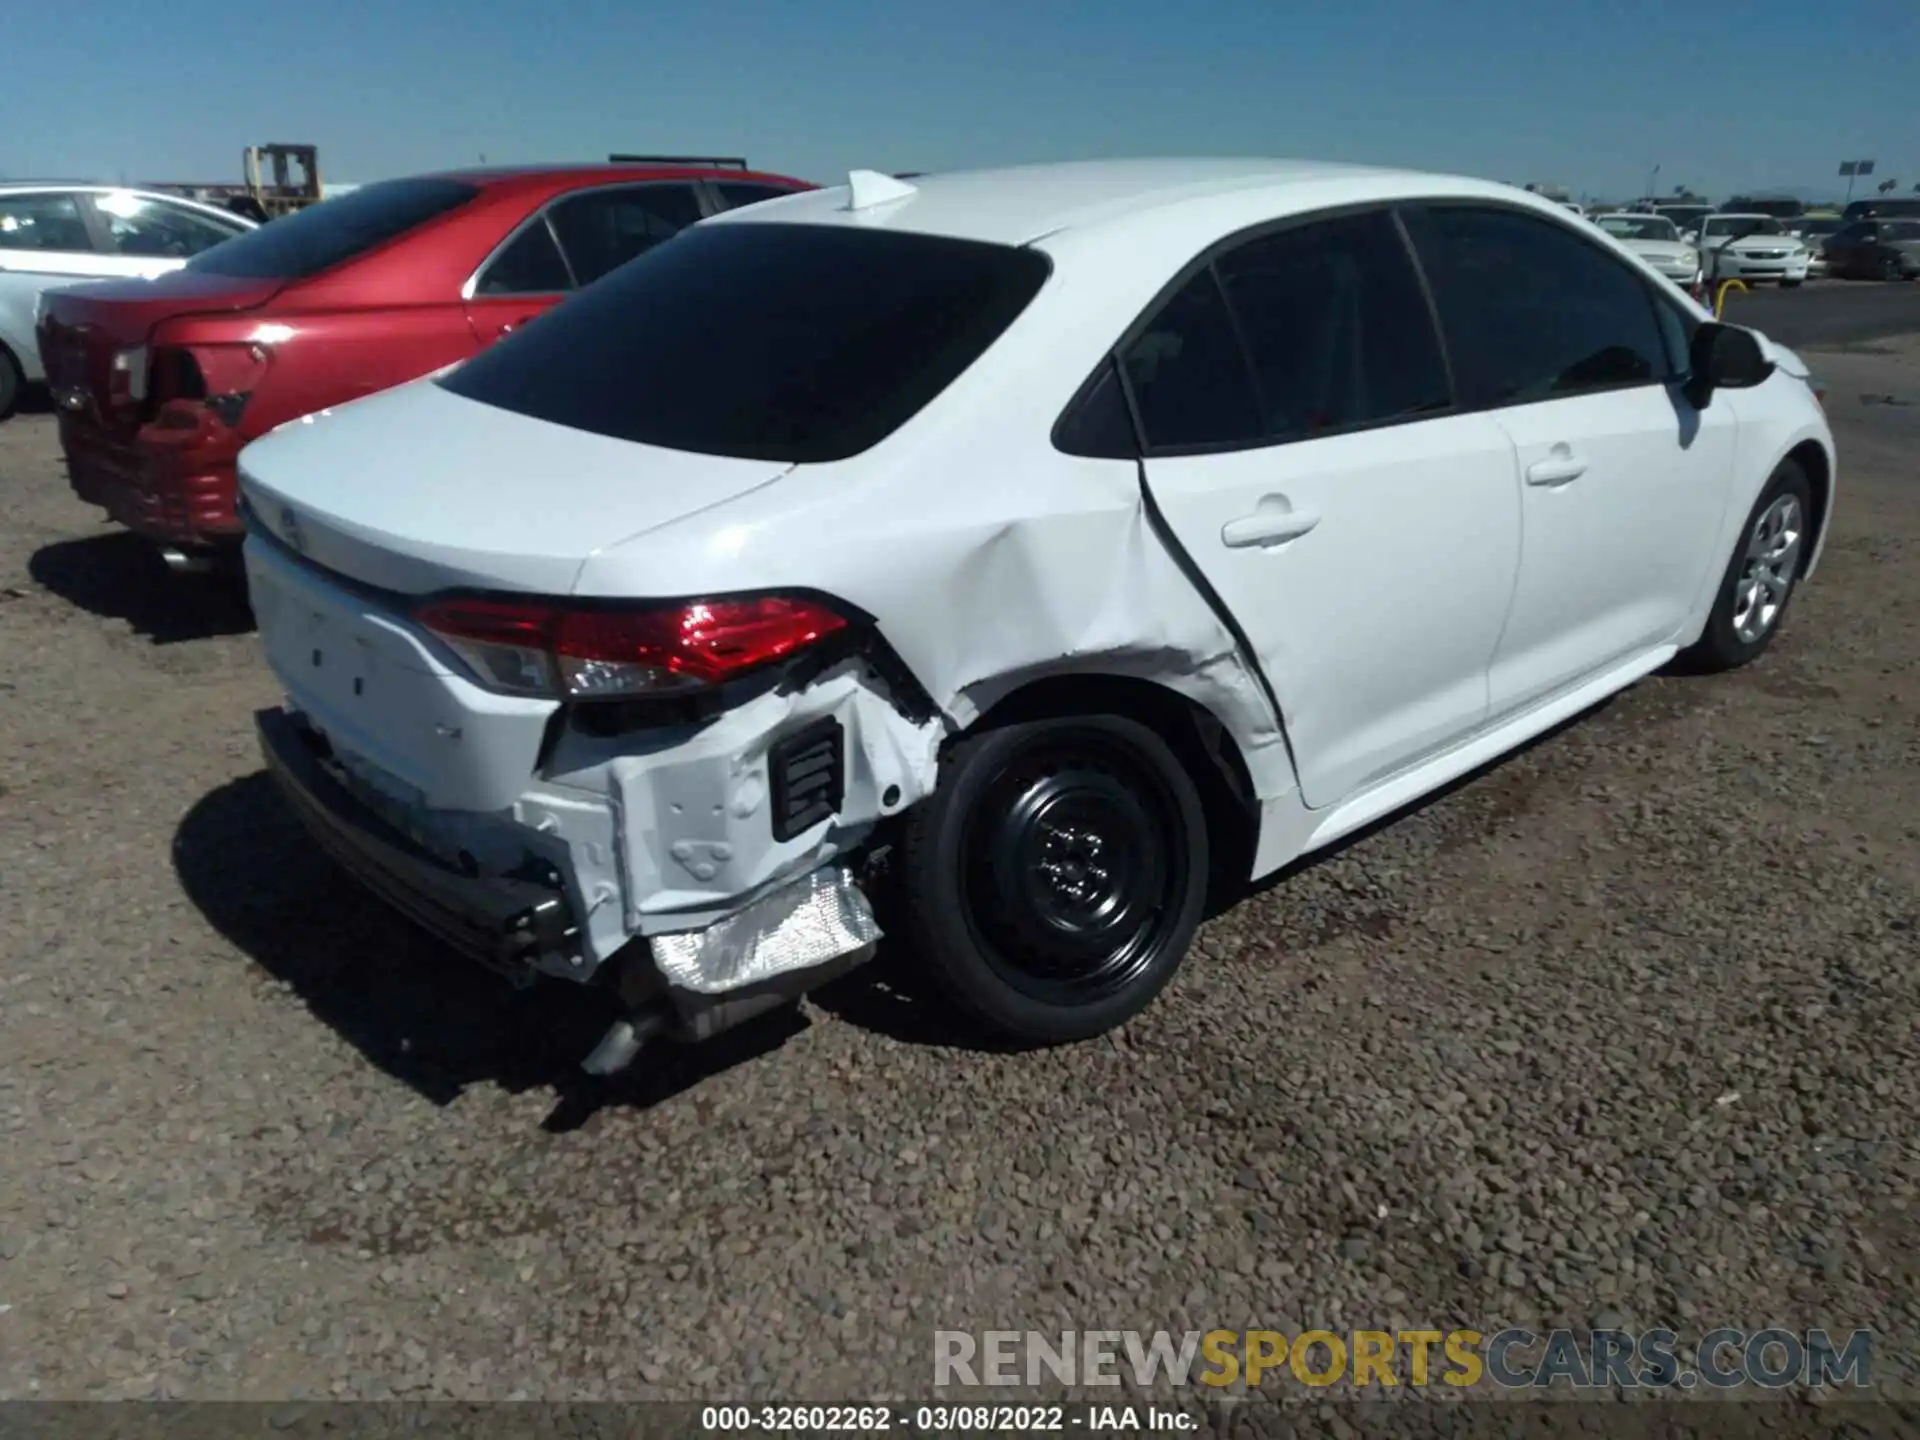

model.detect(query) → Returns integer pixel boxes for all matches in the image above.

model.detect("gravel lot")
[0,338,1915,1409]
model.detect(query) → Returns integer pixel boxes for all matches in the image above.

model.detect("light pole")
[1646,163,1660,202]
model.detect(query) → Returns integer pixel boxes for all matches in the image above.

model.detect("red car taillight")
[414,594,852,700]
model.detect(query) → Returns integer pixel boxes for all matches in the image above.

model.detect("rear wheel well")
[1786,439,1832,562]
[958,673,1258,915]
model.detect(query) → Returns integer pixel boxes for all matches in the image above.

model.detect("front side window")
[474,218,573,295]
[0,192,92,253]
[1117,268,1263,450]
[1406,204,1670,407]
[546,183,705,285]
[1213,210,1451,442]
[439,222,1050,464]
[187,177,480,280]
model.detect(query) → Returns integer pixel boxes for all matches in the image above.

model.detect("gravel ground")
[0,343,1915,1412]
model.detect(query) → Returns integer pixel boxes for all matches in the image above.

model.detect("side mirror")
[1682,230,1699,244]
[1684,322,1774,408]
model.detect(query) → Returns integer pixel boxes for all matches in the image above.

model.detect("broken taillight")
[414,594,852,700]
[148,342,271,426]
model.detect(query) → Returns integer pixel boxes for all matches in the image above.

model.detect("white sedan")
[1593,212,1702,292]
[1698,213,1812,286]
[234,159,1836,1067]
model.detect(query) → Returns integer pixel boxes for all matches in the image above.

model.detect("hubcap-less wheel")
[1732,493,1802,644]
[959,735,1184,1007]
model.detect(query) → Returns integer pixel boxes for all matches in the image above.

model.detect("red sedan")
[37,158,813,570]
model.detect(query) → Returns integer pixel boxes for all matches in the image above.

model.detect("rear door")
[462,182,707,345]
[0,191,110,377]
[1403,202,1737,717]
[1131,208,1524,809]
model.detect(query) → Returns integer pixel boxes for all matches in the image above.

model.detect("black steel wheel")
[894,713,1209,1044]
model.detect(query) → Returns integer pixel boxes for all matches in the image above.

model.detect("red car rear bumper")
[60,407,246,550]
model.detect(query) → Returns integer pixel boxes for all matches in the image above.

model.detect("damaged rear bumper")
[257,704,888,1054]
[257,707,581,984]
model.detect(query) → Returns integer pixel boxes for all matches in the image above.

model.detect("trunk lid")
[39,270,284,427]
[237,379,796,597]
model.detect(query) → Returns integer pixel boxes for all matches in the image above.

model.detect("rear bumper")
[256,706,583,985]
[60,409,245,549]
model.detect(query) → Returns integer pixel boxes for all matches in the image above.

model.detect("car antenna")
[844,169,917,211]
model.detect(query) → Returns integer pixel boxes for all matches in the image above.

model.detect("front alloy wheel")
[894,713,1209,1044]
[1682,459,1814,672]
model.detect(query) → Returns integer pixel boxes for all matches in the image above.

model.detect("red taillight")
[415,594,851,699]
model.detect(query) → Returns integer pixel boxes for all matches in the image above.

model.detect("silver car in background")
[0,184,254,419]
[1593,212,1702,293]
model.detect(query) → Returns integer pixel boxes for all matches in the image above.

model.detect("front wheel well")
[1786,438,1833,565]
[955,672,1258,915]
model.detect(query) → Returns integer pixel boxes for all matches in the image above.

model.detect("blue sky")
[5,0,1916,202]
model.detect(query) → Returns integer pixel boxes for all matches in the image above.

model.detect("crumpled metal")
[649,865,882,995]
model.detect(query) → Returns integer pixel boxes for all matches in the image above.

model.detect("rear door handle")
[1222,508,1321,548]
[1525,451,1587,487]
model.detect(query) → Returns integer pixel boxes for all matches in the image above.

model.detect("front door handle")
[1222,507,1321,548]
[1525,450,1587,487]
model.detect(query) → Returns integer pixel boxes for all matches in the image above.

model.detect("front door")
[1129,209,1524,809]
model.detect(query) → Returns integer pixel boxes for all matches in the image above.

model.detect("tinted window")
[1832,222,1877,243]
[439,222,1050,464]
[1117,269,1263,449]
[93,193,244,258]
[1407,205,1669,407]
[1054,359,1138,458]
[1214,211,1451,441]
[187,177,479,279]
[0,192,91,252]
[714,182,800,210]
[475,218,573,294]
[547,184,704,285]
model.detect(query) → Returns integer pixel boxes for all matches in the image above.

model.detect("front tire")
[893,713,1209,1045]
[0,345,21,422]
[1681,460,1813,673]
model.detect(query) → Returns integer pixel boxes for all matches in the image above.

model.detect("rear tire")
[1881,254,1903,282]
[1681,459,1813,674]
[0,345,21,422]
[893,713,1209,1045]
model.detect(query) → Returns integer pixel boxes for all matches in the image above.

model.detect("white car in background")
[1698,214,1810,287]
[0,183,254,419]
[234,159,1836,1070]
[1594,212,1701,292]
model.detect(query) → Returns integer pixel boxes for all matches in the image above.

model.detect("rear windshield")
[186,177,480,280]
[437,221,1052,464]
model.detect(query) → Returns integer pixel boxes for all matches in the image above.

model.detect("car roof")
[423,163,809,193]
[700,157,1563,247]
[1706,212,1775,221]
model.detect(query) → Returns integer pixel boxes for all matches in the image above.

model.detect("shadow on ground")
[173,771,827,1129]
[30,532,254,643]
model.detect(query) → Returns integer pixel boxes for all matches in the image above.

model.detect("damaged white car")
[237,159,1836,1071]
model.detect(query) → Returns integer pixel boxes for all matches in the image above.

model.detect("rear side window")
[93,194,244,258]
[0,192,91,252]
[1214,210,1451,441]
[475,219,573,295]
[438,222,1051,463]
[186,177,479,279]
[1117,269,1263,449]
[546,184,704,285]
[1405,204,1670,407]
